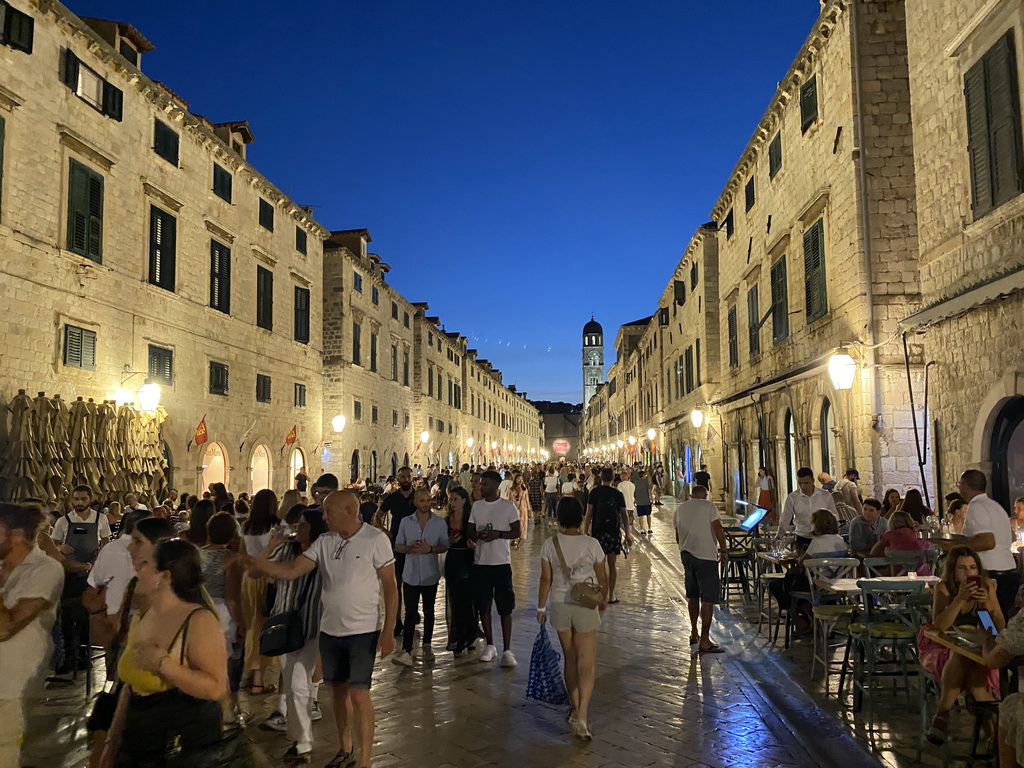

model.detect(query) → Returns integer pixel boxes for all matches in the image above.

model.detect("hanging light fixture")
[690,409,704,428]
[628,435,637,446]
[137,380,161,412]
[646,427,657,441]
[332,414,347,432]
[828,347,857,391]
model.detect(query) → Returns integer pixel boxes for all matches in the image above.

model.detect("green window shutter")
[295,226,307,254]
[256,266,273,330]
[294,286,310,344]
[148,345,173,385]
[747,286,760,358]
[985,32,1024,209]
[695,338,701,385]
[64,324,82,368]
[61,48,79,88]
[154,120,179,165]
[148,206,176,291]
[966,55,993,215]
[67,159,102,261]
[210,240,231,313]
[800,75,818,132]
[728,306,738,369]
[213,164,232,202]
[771,256,789,343]
[259,198,274,231]
[803,219,827,323]
[102,81,122,121]
[769,133,783,178]
[3,6,35,54]
[209,362,229,395]
[87,171,103,260]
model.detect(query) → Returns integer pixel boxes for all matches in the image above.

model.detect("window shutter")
[81,328,96,369]
[257,266,273,330]
[149,207,176,291]
[154,121,179,165]
[803,219,827,322]
[747,286,760,357]
[800,75,818,132]
[67,159,102,260]
[210,240,231,313]
[745,178,755,211]
[102,81,123,121]
[695,338,701,385]
[966,55,993,214]
[294,286,310,344]
[3,5,33,53]
[771,256,789,343]
[690,261,699,289]
[148,346,173,385]
[674,280,686,304]
[295,226,307,255]
[728,306,738,369]
[87,170,103,260]
[64,324,83,368]
[769,133,783,178]
[213,164,232,202]
[61,48,79,88]
[985,32,1024,208]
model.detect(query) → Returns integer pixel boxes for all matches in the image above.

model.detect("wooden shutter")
[257,266,273,329]
[353,322,361,364]
[154,121,179,165]
[769,133,782,178]
[61,48,79,88]
[747,286,760,357]
[148,346,172,385]
[86,171,103,260]
[68,159,102,261]
[149,206,176,291]
[4,5,34,53]
[210,240,231,313]
[800,75,818,132]
[986,32,1024,209]
[295,226,307,254]
[966,54,993,214]
[695,338,701,385]
[213,164,232,202]
[294,286,310,344]
[728,306,738,368]
[745,178,755,211]
[259,199,274,231]
[803,219,827,322]
[81,327,96,369]
[64,324,83,368]
[771,256,789,342]
[102,81,123,121]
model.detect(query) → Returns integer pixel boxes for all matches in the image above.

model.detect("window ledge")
[0,83,25,111]
[58,124,117,170]
[204,217,236,244]
[252,245,277,268]
[142,179,184,212]
[797,187,830,226]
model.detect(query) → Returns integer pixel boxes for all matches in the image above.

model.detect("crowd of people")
[0,461,663,767]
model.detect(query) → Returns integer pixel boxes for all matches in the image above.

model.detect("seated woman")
[870,510,931,575]
[769,508,847,634]
[921,546,1003,745]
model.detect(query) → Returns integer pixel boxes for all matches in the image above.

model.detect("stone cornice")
[58,124,117,170]
[709,0,845,222]
[0,83,25,111]
[40,0,331,240]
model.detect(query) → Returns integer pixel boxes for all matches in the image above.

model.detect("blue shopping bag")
[526,619,570,706]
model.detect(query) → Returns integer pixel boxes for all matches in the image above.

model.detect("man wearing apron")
[51,485,110,673]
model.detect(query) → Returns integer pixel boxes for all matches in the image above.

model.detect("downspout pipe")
[850,0,883,485]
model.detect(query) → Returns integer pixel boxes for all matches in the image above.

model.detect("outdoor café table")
[815,575,940,596]
[757,551,799,569]
[922,627,985,665]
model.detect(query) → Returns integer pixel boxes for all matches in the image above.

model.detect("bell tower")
[582,316,604,409]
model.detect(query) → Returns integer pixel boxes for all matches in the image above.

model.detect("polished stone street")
[25,499,907,768]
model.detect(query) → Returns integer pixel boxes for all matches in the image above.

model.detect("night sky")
[77,1,821,403]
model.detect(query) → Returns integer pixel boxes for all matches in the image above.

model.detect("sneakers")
[479,644,498,662]
[282,743,311,765]
[310,700,322,721]
[500,650,517,668]
[259,711,287,731]
[392,650,414,667]
[421,646,435,662]
[410,646,422,659]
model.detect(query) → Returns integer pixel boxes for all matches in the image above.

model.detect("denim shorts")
[319,631,380,689]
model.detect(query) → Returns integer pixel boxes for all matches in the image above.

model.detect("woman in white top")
[756,466,775,516]
[537,497,609,742]
[240,488,279,694]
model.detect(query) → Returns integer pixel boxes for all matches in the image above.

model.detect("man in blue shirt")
[392,487,449,666]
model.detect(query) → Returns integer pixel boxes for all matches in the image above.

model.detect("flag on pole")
[650,440,657,454]
[707,423,718,442]
[285,425,297,446]
[194,415,208,446]
[239,419,257,453]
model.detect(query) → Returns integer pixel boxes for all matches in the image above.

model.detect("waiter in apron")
[51,485,110,673]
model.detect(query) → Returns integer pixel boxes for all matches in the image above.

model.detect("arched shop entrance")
[289,447,305,490]
[250,444,272,494]
[201,442,229,494]
[990,396,1024,509]
[351,450,360,483]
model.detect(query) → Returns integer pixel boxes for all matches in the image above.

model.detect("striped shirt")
[269,540,323,643]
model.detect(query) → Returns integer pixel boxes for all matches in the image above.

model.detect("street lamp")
[137,380,161,412]
[828,348,857,390]
[491,441,498,450]
[466,437,474,448]
[332,414,347,433]
[420,430,430,444]
[628,435,637,446]
[690,409,704,428]
[616,440,624,449]
[646,427,657,441]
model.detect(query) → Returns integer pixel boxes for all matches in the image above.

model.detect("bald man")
[253,491,397,768]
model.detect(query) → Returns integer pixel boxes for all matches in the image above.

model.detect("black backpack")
[595,495,620,532]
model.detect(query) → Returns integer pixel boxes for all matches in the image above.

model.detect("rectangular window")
[674,280,686,305]
[803,218,828,323]
[256,266,274,330]
[1,2,34,53]
[371,405,379,425]
[258,198,274,231]
[295,226,307,255]
[148,205,176,291]
[800,75,818,133]
[63,324,96,370]
[965,31,1024,217]
[428,365,434,396]
[352,322,361,365]
[294,383,306,408]
[403,311,410,328]
[66,159,103,261]
[690,261,698,290]
[747,285,760,358]
[294,286,310,344]
[353,271,363,292]
[354,401,362,421]
[391,345,398,380]
[745,178,755,211]
[118,39,137,65]
[769,132,783,178]
[210,240,231,314]
[728,306,738,369]
[771,256,789,343]
[256,374,272,403]
[428,331,434,346]
[392,410,399,427]
[61,50,121,119]
[437,372,442,400]
[153,120,179,165]
[213,164,232,202]
[371,285,379,305]
[403,350,410,385]
[148,344,173,386]
[404,412,410,429]
[369,333,378,372]
[684,346,694,393]
[209,362,229,395]
[391,301,399,320]
[724,208,734,239]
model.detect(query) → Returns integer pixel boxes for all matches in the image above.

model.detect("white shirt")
[779,488,838,539]
[52,509,111,543]
[965,493,1016,572]
[806,534,848,557]
[618,480,636,510]
[674,498,721,561]
[0,547,64,698]
[498,479,514,500]
[303,525,395,637]
[469,498,521,566]
[540,533,605,604]
[87,535,133,614]
[544,476,559,494]
[560,481,575,496]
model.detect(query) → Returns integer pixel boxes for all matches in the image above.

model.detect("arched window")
[289,448,305,489]
[370,451,378,483]
[250,445,271,494]
[991,396,1024,508]
[820,398,837,478]
[391,453,398,478]
[785,411,798,494]
[201,442,229,494]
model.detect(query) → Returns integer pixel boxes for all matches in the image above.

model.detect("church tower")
[582,316,604,408]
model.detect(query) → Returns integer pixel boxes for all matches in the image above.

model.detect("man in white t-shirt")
[617,470,637,531]
[498,474,514,500]
[254,491,398,768]
[468,470,522,667]
[674,484,727,654]
[544,469,560,519]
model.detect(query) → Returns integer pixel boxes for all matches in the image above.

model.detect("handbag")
[551,535,604,609]
[525,619,570,706]
[259,571,314,656]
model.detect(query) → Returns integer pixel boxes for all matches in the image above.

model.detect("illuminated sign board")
[553,440,570,455]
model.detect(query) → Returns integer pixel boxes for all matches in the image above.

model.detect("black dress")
[444,514,478,651]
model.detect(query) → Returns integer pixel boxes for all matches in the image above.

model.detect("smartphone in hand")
[978,609,998,637]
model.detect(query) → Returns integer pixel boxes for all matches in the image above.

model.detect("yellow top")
[117,611,191,696]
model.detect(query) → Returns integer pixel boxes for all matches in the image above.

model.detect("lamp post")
[690,408,704,429]
[828,347,857,471]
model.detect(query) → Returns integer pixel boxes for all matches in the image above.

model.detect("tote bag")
[526,620,570,706]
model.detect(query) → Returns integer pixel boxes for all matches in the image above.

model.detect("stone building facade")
[583,0,928,510]
[901,0,1024,508]
[0,1,328,498]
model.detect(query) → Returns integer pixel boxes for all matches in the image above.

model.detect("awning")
[900,265,1024,332]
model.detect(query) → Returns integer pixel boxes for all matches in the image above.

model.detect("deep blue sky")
[80,1,821,403]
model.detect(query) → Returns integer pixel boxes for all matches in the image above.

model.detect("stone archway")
[250,444,272,494]
[200,441,229,495]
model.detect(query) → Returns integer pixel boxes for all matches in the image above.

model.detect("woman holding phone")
[921,546,1004,745]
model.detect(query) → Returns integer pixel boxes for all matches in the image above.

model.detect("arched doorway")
[250,444,271,494]
[990,396,1024,508]
[201,442,229,494]
[350,450,360,483]
[289,447,305,490]
[684,444,693,483]
[735,423,747,501]
[820,398,837,478]
[785,410,798,495]
[391,453,398,478]
[370,451,378,483]
[403,452,409,468]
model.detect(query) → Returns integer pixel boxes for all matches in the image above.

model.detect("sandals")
[325,750,357,768]
[698,644,726,654]
[927,712,949,746]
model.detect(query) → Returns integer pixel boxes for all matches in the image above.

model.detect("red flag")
[650,441,657,454]
[285,425,297,446]
[194,415,208,446]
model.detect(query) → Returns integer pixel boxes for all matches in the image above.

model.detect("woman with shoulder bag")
[536,497,609,742]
